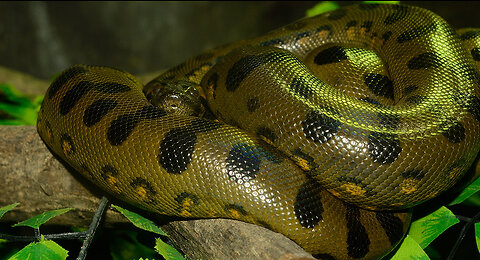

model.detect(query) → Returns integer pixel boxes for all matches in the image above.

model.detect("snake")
[36,3,480,259]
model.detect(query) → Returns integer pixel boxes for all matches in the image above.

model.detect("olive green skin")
[37,4,480,259]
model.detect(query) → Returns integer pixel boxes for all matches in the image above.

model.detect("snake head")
[143,79,206,117]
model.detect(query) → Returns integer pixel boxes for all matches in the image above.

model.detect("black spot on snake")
[397,23,436,43]
[225,54,269,92]
[459,30,480,40]
[83,99,118,127]
[59,81,94,115]
[313,46,348,65]
[407,52,442,69]
[294,177,324,229]
[337,176,362,185]
[402,85,418,96]
[226,143,261,181]
[130,177,157,199]
[337,176,375,197]
[289,77,313,99]
[292,148,317,171]
[159,127,197,174]
[364,73,394,99]
[206,72,219,91]
[401,170,425,180]
[258,145,283,164]
[441,121,466,143]
[315,25,332,37]
[295,31,310,41]
[381,31,393,42]
[226,204,248,216]
[346,20,358,29]
[302,110,340,144]
[256,126,277,143]
[259,38,284,47]
[43,120,54,142]
[327,8,347,20]
[384,5,409,25]
[48,66,87,99]
[106,106,166,146]
[362,21,373,32]
[101,165,119,180]
[246,96,260,113]
[368,132,402,164]
[174,192,199,205]
[60,134,75,156]
[107,114,140,146]
[185,63,211,79]
[345,203,370,258]
[375,212,405,246]
[95,82,132,93]
[80,163,94,179]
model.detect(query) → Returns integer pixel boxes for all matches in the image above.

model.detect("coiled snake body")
[37,4,480,259]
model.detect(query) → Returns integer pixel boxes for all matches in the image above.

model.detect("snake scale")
[37,3,480,259]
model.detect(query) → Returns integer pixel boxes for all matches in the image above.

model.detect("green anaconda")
[37,4,480,259]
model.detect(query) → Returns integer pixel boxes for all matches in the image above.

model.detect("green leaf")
[476,223,480,253]
[7,237,68,260]
[449,175,480,205]
[0,203,19,219]
[305,1,339,17]
[391,235,430,260]
[461,193,480,207]
[111,205,166,236]
[12,208,73,229]
[409,206,459,248]
[0,84,42,126]
[154,237,186,260]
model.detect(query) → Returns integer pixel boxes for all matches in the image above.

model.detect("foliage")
[0,84,42,126]
[12,208,73,229]
[8,237,68,260]
[0,203,184,260]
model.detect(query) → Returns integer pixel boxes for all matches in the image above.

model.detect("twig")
[76,196,110,260]
[447,210,480,260]
[0,231,88,242]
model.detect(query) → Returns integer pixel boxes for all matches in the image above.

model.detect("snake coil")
[37,4,480,259]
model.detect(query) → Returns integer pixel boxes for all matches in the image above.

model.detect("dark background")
[1,1,480,80]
